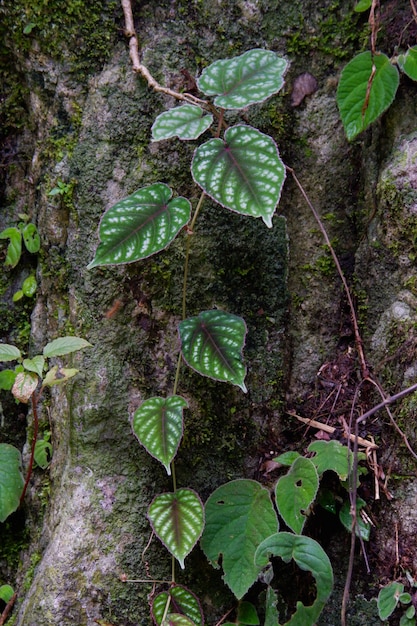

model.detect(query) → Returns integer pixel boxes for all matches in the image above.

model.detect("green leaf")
[148,488,204,569]
[197,49,287,109]
[23,355,45,378]
[22,275,37,297]
[12,371,38,403]
[400,613,416,626]
[378,582,404,620]
[255,533,333,626]
[264,586,279,626]
[0,444,24,522]
[0,227,22,268]
[179,310,247,392]
[339,497,371,541]
[152,104,214,141]
[192,125,285,227]
[307,440,353,480]
[43,336,92,357]
[162,615,196,626]
[273,451,302,466]
[275,456,319,534]
[42,365,79,387]
[337,52,400,141]
[200,479,279,599]
[354,0,372,11]
[132,396,188,475]
[22,223,40,253]
[0,369,17,390]
[0,343,21,362]
[12,290,24,302]
[152,585,203,626]
[87,183,191,268]
[237,601,259,625]
[398,46,417,81]
[34,435,53,469]
[0,584,14,603]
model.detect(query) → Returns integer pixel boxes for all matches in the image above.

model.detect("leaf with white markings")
[87,183,191,268]
[192,125,285,227]
[152,585,203,626]
[148,488,204,569]
[132,396,188,475]
[12,371,38,403]
[179,310,247,392]
[197,49,287,109]
[152,104,214,141]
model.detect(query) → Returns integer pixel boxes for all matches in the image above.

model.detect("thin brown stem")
[20,390,40,505]
[0,593,17,626]
[287,166,369,379]
[120,0,208,108]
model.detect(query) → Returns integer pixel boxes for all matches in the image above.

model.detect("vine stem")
[120,0,208,108]
[287,166,370,379]
[20,389,41,505]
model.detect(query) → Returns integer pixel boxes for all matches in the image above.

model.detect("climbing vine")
[85,0,417,623]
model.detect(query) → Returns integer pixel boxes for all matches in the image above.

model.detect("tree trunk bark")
[1,1,417,625]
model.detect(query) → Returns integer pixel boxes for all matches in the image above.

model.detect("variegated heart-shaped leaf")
[192,125,285,227]
[88,183,191,268]
[132,396,188,475]
[179,310,247,392]
[152,104,214,141]
[197,49,287,109]
[148,488,204,569]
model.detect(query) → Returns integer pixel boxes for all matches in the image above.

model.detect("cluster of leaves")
[87,46,380,625]
[0,336,92,523]
[0,215,40,301]
[378,577,417,625]
[337,1,417,140]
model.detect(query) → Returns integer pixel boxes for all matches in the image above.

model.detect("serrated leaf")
[197,49,287,109]
[398,46,417,81]
[87,183,191,268]
[148,488,204,569]
[22,223,40,253]
[152,585,203,626]
[22,275,37,297]
[255,533,333,626]
[132,396,188,475]
[192,125,285,227]
[0,343,21,362]
[273,451,301,466]
[0,584,14,603]
[337,51,399,141]
[23,355,45,377]
[0,369,17,390]
[43,336,92,357]
[152,104,214,141]
[0,444,24,522]
[0,227,22,268]
[339,497,371,541]
[42,365,79,387]
[200,479,279,599]
[307,440,353,480]
[179,310,247,392]
[275,456,319,534]
[378,582,404,620]
[12,371,38,402]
